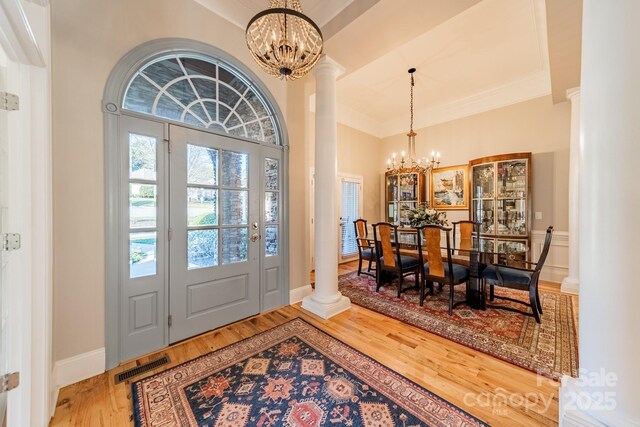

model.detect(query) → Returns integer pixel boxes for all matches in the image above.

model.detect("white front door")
[168,125,260,343]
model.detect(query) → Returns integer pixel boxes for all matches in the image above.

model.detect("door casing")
[103,39,290,370]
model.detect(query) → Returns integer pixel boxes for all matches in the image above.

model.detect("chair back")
[372,222,399,269]
[452,220,477,252]
[416,225,452,279]
[535,226,554,272]
[353,219,370,252]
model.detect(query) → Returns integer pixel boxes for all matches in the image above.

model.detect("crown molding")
[0,0,45,66]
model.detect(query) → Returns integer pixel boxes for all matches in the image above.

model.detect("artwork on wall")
[430,164,469,210]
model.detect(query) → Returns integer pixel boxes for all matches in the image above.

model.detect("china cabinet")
[385,168,427,224]
[469,153,531,262]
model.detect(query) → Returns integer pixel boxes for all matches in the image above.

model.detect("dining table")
[367,228,529,310]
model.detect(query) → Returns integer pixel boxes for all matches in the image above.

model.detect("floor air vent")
[114,355,170,384]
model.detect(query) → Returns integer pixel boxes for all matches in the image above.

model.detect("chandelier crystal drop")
[246,0,323,81]
[387,68,440,174]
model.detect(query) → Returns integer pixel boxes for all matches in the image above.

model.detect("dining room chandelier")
[246,0,323,81]
[387,68,440,174]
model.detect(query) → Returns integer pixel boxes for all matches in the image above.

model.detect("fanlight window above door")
[123,54,279,145]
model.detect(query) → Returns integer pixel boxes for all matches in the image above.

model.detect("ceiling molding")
[379,69,552,138]
[323,69,551,139]
[0,0,45,66]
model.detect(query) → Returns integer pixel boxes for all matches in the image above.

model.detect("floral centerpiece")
[403,202,448,227]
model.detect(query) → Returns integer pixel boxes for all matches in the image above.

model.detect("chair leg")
[367,258,373,272]
[375,268,382,292]
[427,280,434,296]
[489,284,495,301]
[448,283,454,316]
[357,256,363,276]
[397,273,403,298]
[419,276,426,306]
[529,285,541,323]
[535,285,543,314]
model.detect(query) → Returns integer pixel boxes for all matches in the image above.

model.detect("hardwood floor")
[51,261,565,426]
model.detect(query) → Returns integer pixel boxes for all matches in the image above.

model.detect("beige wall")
[51,0,287,362]
[381,96,571,230]
[337,124,384,223]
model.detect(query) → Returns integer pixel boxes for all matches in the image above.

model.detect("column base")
[561,277,579,295]
[560,376,639,427]
[301,293,351,319]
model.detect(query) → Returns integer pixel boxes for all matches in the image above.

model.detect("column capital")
[313,54,346,79]
[566,87,581,102]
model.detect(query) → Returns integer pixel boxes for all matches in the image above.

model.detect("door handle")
[250,233,260,242]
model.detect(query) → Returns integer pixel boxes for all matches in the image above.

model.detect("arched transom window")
[123,54,279,144]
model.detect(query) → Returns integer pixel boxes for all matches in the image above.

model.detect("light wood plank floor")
[51,261,567,426]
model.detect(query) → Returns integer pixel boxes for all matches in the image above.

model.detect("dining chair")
[452,220,478,255]
[416,225,471,315]
[353,219,376,278]
[481,226,553,323]
[372,222,421,298]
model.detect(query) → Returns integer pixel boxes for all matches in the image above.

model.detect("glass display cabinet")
[469,153,531,263]
[385,168,427,225]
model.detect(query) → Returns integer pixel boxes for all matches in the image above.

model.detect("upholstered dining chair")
[372,222,422,298]
[481,226,553,323]
[353,219,376,278]
[416,225,471,315]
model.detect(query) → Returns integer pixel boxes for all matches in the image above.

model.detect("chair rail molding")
[531,229,568,284]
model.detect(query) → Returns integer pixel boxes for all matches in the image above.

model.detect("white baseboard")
[290,284,313,304]
[561,277,579,295]
[559,376,639,427]
[54,347,105,390]
[50,386,59,417]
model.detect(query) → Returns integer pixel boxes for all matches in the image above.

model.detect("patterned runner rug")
[133,318,487,426]
[338,272,578,379]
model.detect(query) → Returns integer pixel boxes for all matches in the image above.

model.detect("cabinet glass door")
[399,173,417,201]
[472,163,495,199]
[496,198,527,236]
[497,160,527,198]
[473,199,495,234]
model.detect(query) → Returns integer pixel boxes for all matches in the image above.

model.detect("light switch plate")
[535,212,543,220]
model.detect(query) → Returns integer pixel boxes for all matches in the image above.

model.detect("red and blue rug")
[132,318,487,426]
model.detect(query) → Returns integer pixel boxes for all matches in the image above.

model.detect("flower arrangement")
[403,202,448,227]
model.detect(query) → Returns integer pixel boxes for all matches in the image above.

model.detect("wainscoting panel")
[531,229,568,283]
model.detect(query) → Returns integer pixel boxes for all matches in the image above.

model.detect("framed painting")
[430,164,469,210]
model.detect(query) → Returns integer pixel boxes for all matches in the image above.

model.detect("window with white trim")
[122,55,279,144]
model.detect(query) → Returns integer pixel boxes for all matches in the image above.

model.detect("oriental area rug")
[132,318,487,427]
[338,272,578,380]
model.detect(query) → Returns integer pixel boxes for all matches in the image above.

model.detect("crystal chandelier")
[387,68,440,174]
[246,0,323,81]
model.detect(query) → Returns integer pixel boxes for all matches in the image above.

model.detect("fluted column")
[559,1,640,425]
[302,55,351,318]
[561,88,580,295]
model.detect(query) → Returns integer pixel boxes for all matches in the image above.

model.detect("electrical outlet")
[535,212,543,220]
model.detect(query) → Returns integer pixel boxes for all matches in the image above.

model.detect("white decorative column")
[559,2,640,426]
[561,88,580,295]
[302,55,351,318]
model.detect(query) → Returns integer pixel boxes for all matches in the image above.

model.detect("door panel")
[120,116,167,361]
[262,146,284,311]
[169,126,260,343]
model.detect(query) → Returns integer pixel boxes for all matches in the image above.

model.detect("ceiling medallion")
[246,0,323,81]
